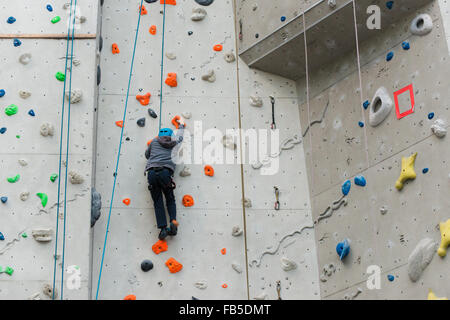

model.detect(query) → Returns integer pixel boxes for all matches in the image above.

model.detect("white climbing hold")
[232,262,243,274]
[181,112,192,119]
[194,280,208,290]
[431,119,447,138]
[280,257,297,271]
[73,59,81,66]
[32,228,53,242]
[19,90,31,99]
[254,292,268,300]
[232,226,243,237]
[19,53,32,65]
[343,288,362,300]
[328,0,336,8]
[408,238,436,282]
[222,134,237,150]
[18,159,28,166]
[40,123,55,137]
[68,171,84,184]
[380,206,388,215]
[243,197,252,208]
[65,89,83,103]
[191,8,207,21]
[320,263,336,282]
[369,87,393,127]
[165,52,176,60]
[27,292,41,300]
[224,51,236,63]
[201,69,216,83]
[249,95,263,107]
[20,191,29,201]
[42,284,57,299]
[410,14,433,36]
[179,166,191,177]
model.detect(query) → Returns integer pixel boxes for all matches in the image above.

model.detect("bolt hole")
[417,18,424,29]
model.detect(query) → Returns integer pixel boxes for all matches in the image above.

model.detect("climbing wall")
[0,1,100,299]
[297,0,450,299]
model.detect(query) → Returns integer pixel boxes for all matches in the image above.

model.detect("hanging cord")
[52,0,77,300]
[95,0,144,300]
[158,0,167,131]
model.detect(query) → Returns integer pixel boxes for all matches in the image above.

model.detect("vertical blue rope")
[59,0,78,300]
[158,0,167,131]
[52,0,76,300]
[95,0,144,300]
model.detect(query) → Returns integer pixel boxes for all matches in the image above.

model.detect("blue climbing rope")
[158,0,167,130]
[52,0,77,300]
[95,0,145,300]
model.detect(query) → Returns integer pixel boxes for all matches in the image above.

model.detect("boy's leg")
[147,170,168,229]
[160,170,177,223]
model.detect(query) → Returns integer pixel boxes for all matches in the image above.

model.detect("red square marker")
[394,84,415,119]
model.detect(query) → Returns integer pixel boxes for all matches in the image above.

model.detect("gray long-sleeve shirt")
[145,125,185,173]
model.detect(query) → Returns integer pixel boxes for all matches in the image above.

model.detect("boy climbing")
[145,120,185,240]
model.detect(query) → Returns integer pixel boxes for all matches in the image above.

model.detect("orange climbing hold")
[222,284,228,288]
[123,198,131,206]
[204,165,214,177]
[147,139,153,146]
[171,115,181,129]
[115,120,123,128]
[140,5,148,15]
[152,239,168,254]
[182,195,194,207]
[160,0,177,5]
[221,248,226,255]
[149,25,157,35]
[136,93,151,106]
[112,43,120,54]
[165,72,178,87]
[123,294,136,300]
[165,257,183,273]
[213,44,223,52]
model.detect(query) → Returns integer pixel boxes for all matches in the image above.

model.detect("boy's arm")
[145,142,152,159]
[174,124,185,144]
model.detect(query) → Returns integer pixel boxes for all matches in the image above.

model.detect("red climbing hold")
[204,165,214,177]
[112,43,120,54]
[152,239,168,254]
[123,294,136,300]
[394,84,415,119]
[136,93,151,106]
[115,120,123,128]
[222,284,228,288]
[182,195,194,207]
[165,73,178,87]
[213,44,223,52]
[160,0,177,5]
[165,257,183,273]
[123,198,131,206]
[149,25,157,35]
[221,248,226,255]
[140,5,148,15]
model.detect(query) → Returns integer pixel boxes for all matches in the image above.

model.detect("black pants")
[147,168,176,229]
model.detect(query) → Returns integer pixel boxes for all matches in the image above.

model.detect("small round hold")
[13,39,22,47]
[386,1,394,10]
[7,17,16,24]
[0,89,5,97]
[422,168,429,174]
[148,108,157,118]
[28,109,35,117]
[255,33,259,38]
[188,31,193,36]
[281,16,286,22]
[428,112,434,120]
[363,100,370,110]
[0,127,7,134]
[386,51,394,61]
[46,4,53,12]
[402,41,410,50]
[141,259,153,272]
[358,121,364,128]
[387,274,394,281]
[1,197,8,203]
[137,118,146,127]
[144,0,158,3]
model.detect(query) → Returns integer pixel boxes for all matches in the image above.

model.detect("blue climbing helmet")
[159,128,173,137]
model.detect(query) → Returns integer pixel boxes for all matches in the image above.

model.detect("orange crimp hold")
[165,73,178,87]
[123,198,131,206]
[123,294,136,300]
[136,93,151,106]
[165,257,183,273]
[112,43,120,54]
[182,195,194,207]
[140,5,148,15]
[171,115,181,129]
[204,165,214,177]
[213,44,223,52]
[160,0,177,5]
[149,25,157,35]
[115,120,123,128]
[221,248,226,255]
[152,239,168,254]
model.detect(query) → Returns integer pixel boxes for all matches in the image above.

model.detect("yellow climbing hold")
[395,152,417,190]
[437,219,450,257]
[428,289,448,300]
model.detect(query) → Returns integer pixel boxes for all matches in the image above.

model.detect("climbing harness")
[270,95,276,130]
[274,186,280,210]
[52,0,78,301]
[276,280,282,300]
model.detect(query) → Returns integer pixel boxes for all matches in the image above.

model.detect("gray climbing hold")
[280,257,297,271]
[201,69,216,82]
[249,95,263,107]
[431,119,447,138]
[43,284,57,299]
[191,8,207,21]
[165,52,176,60]
[231,262,242,274]
[319,263,336,282]
[410,14,433,36]
[148,108,157,118]
[19,90,31,99]
[243,198,252,208]
[194,280,208,290]
[91,188,102,227]
[20,191,29,201]
[224,51,235,63]
[328,0,336,8]
[18,159,28,166]
[68,171,84,184]
[19,53,32,65]
[343,288,362,300]
[40,123,55,137]
[65,89,83,103]
[231,226,243,237]
[222,134,236,150]
[28,292,41,300]
[141,259,154,272]
[369,87,393,127]
[195,0,214,6]
[254,292,268,300]
[137,118,146,127]
[408,238,436,282]
[379,206,388,215]
[179,166,191,177]
[181,112,192,119]
[32,228,53,242]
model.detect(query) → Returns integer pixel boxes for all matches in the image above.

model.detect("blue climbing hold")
[363,100,370,110]
[354,175,366,187]
[336,239,350,260]
[0,232,4,241]
[342,180,351,196]
[428,112,435,120]
[0,127,6,134]
[386,1,394,9]
[28,109,35,117]
[386,51,394,61]
[422,168,429,174]
[387,274,395,281]
[281,16,286,22]
[402,41,410,50]
[46,4,53,12]
[7,17,16,24]
[1,197,7,204]
[13,39,22,47]
[0,89,5,97]
[358,121,364,128]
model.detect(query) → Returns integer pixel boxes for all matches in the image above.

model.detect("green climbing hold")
[16,135,20,139]
[5,104,18,116]
[36,193,48,207]
[55,72,65,81]
[21,233,27,238]
[7,174,20,183]
[4,266,14,276]
[51,16,61,24]
[50,174,58,182]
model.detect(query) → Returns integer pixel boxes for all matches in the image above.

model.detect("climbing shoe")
[158,227,169,240]
[168,221,178,236]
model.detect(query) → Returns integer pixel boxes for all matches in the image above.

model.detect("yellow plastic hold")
[395,152,417,190]
[428,289,448,300]
[437,219,450,257]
